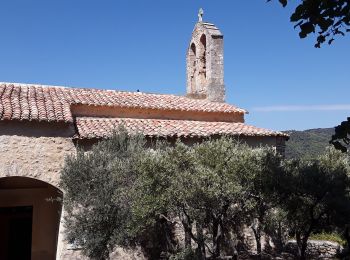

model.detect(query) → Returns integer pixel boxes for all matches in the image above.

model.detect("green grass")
[309,232,346,246]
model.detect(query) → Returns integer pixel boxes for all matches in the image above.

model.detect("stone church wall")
[0,135,74,186]
[0,121,77,260]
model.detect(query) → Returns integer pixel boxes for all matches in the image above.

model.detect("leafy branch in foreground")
[268,1,350,155]
[269,0,350,47]
[330,117,350,153]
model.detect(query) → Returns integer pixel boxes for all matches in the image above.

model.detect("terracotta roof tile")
[0,83,246,123]
[75,117,288,139]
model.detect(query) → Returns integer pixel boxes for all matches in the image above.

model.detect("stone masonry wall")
[0,135,75,187]
[186,22,225,102]
[0,132,148,259]
[285,240,343,259]
[0,133,77,260]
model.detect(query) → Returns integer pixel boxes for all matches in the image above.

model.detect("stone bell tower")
[186,8,226,103]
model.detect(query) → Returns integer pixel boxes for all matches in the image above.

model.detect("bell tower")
[186,9,226,103]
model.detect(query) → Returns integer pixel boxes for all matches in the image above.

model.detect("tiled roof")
[0,83,246,123]
[75,117,288,139]
[0,82,287,139]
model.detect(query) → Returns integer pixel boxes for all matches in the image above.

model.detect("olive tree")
[243,147,286,258]
[60,130,146,259]
[281,148,350,260]
[133,138,287,259]
[61,128,350,260]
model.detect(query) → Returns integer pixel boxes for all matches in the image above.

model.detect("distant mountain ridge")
[283,128,335,159]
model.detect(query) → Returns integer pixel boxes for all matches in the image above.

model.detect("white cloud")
[252,104,350,112]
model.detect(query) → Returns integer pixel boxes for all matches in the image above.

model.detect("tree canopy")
[271,0,350,47]
[331,117,350,153]
[60,130,350,259]
[60,130,146,259]
[281,148,350,259]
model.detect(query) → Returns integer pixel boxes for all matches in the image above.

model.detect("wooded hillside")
[283,128,335,159]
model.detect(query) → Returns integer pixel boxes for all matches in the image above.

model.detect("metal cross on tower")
[198,8,204,22]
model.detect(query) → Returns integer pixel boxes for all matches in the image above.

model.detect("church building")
[0,13,288,260]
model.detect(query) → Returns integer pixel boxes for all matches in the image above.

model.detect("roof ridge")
[75,117,289,139]
[0,81,182,96]
[0,82,247,123]
[0,81,197,98]
[77,116,285,131]
[0,81,247,110]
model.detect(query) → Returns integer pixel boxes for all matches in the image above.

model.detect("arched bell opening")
[198,34,207,91]
[188,43,197,93]
[0,176,63,260]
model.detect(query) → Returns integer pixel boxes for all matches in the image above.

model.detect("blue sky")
[0,0,349,131]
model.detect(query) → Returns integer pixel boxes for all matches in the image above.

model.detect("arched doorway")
[0,177,63,260]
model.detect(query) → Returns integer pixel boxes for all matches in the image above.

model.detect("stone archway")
[0,176,63,260]
[198,33,207,89]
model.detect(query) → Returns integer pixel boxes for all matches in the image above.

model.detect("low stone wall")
[285,240,343,259]
[60,247,146,260]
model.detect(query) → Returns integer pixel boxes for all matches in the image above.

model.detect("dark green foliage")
[134,138,287,259]
[283,128,334,159]
[281,148,350,259]
[331,117,350,153]
[60,129,146,259]
[133,139,250,259]
[60,129,350,260]
[244,147,286,257]
[264,209,289,254]
[169,248,199,260]
[269,0,350,47]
